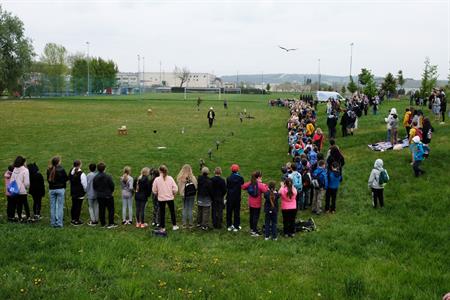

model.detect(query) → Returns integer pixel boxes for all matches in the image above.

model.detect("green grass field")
[0,93,449,299]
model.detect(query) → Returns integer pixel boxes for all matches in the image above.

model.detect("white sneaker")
[227,225,234,232]
[172,225,179,231]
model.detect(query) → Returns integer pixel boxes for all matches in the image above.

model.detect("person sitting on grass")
[93,162,117,229]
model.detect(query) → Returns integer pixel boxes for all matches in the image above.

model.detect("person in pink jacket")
[279,177,297,237]
[10,156,31,222]
[152,165,179,232]
[242,170,268,237]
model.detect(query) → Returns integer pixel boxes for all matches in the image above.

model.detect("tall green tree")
[0,5,34,95]
[40,43,68,93]
[419,57,438,98]
[70,56,88,94]
[397,70,405,89]
[381,72,397,96]
[341,85,346,94]
[358,68,372,86]
[71,56,118,94]
[347,76,357,93]
[357,68,378,98]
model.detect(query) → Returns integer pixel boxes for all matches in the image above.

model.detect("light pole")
[137,54,141,95]
[318,58,321,91]
[349,42,354,78]
[86,41,90,96]
[142,56,145,93]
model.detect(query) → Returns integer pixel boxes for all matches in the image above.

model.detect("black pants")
[71,197,84,222]
[282,209,297,235]
[442,110,446,122]
[405,127,411,139]
[325,188,338,211]
[136,199,148,223]
[14,194,30,220]
[6,196,15,220]
[249,207,261,232]
[32,195,42,216]
[328,126,336,139]
[211,197,224,229]
[159,200,176,229]
[98,197,115,226]
[152,194,160,225]
[371,188,384,208]
[226,199,241,228]
[208,118,214,128]
[413,160,424,177]
[341,125,347,137]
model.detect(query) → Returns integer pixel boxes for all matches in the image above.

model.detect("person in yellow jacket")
[403,108,412,139]
[306,121,315,137]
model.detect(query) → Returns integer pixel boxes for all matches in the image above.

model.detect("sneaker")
[136,222,141,228]
[88,221,96,227]
[172,225,179,231]
[233,228,239,232]
[34,215,41,221]
[251,231,260,237]
[151,222,156,227]
[265,237,270,241]
[107,224,118,229]
[140,223,148,228]
[71,220,78,226]
[227,225,235,232]
[201,226,208,231]
[122,220,127,225]
[76,220,83,225]
[273,238,278,241]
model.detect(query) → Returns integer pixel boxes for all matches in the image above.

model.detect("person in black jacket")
[197,167,213,230]
[47,156,68,228]
[211,167,227,229]
[207,107,216,128]
[135,167,152,228]
[28,163,45,220]
[226,164,244,232]
[340,109,348,137]
[327,114,337,139]
[69,160,87,226]
[93,162,116,228]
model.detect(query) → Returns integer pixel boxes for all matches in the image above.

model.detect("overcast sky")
[2,0,449,79]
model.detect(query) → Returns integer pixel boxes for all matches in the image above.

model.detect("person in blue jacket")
[311,160,328,215]
[325,162,342,213]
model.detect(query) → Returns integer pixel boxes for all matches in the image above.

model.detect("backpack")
[184,180,197,197]
[378,170,389,185]
[291,172,302,191]
[302,172,311,189]
[311,171,323,189]
[295,218,316,232]
[247,183,259,197]
[7,180,20,196]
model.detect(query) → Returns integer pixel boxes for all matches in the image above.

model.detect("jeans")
[122,196,133,221]
[197,205,210,228]
[413,160,424,177]
[386,129,391,143]
[183,195,195,225]
[88,198,99,222]
[264,211,278,239]
[50,188,65,227]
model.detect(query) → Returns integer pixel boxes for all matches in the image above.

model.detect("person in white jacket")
[10,156,30,222]
[368,159,389,208]
[385,108,398,144]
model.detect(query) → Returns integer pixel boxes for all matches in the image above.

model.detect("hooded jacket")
[28,163,45,198]
[226,172,244,202]
[368,159,388,189]
[385,108,398,130]
[10,166,30,195]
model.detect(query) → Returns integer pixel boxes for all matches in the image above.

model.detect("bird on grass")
[278,45,298,52]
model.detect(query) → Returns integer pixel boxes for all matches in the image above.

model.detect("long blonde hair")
[177,164,196,184]
[138,167,150,180]
[122,166,131,183]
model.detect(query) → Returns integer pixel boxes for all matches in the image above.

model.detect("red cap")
[295,144,300,149]
[231,164,240,172]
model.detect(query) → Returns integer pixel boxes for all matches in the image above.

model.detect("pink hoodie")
[279,186,297,210]
[10,166,30,195]
[152,175,178,201]
[241,180,268,208]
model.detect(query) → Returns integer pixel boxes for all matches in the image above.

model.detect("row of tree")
[0,5,118,96]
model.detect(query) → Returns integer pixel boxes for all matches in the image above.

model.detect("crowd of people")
[3,89,444,238]
[409,88,447,124]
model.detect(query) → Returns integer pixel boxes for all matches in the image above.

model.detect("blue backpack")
[7,180,20,196]
[290,172,302,191]
[247,183,259,197]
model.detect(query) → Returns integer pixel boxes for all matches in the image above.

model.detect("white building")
[116,72,220,88]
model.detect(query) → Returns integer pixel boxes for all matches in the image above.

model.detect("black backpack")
[184,180,197,197]
[295,218,316,232]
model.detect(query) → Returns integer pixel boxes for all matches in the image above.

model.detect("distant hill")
[219,73,448,89]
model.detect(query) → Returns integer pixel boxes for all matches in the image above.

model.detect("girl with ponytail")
[263,181,279,240]
[46,156,68,228]
[279,177,297,237]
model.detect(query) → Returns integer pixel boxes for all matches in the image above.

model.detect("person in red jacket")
[242,170,268,237]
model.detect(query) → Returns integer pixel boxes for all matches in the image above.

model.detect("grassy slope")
[0,94,449,299]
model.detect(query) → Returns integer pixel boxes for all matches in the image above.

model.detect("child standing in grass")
[263,181,279,240]
[86,163,98,226]
[325,162,342,213]
[4,165,15,222]
[368,159,389,208]
[28,163,45,221]
[135,167,151,228]
[176,164,197,228]
[242,170,268,237]
[120,166,134,225]
[152,165,179,232]
[279,177,297,238]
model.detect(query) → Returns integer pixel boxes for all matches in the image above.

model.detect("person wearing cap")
[410,136,426,177]
[207,107,215,128]
[226,164,244,232]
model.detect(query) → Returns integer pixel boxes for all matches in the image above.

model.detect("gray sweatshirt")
[86,172,97,200]
[368,159,389,189]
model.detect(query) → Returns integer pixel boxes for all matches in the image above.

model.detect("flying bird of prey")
[278,45,298,52]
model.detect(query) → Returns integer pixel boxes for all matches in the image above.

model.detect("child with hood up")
[28,163,45,220]
[385,108,399,145]
[368,159,389,208]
